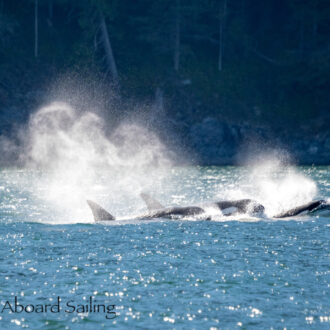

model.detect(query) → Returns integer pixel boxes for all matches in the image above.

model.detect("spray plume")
[215,153,317,217]
[20,101,175,223]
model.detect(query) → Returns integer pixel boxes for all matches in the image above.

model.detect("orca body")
[213,199,265,215]
[87,199,206,222]
[87,194,265,222]
[273,200,329,218]
[87,193,330,222]
[143,205,206,219]
[140,193,265,217]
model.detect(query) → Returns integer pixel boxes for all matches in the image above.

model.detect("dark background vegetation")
[0,0,329,164]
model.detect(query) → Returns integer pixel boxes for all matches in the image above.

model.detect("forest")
[0,0,329,164]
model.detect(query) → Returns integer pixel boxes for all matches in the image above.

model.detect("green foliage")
[0,0,329,131]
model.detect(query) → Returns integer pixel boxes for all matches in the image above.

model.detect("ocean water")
[0,166,329,329]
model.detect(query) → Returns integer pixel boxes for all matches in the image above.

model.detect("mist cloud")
[7,101,176,222]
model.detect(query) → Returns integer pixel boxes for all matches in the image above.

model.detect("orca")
[273,200,329,218]
[140,193,265,217]
[87,199,205,222]
[87,194,330,222]
[87,193,265,222]
[87,200,116,221]
[213,199,265,215]
[140,192,164,210]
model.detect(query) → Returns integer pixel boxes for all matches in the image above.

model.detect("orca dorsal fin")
[87,200,115,221]
[140,193,164,211]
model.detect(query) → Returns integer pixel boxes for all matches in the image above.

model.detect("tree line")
[0,0,329,129]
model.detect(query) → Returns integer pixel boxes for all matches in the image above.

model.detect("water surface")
[0,166,329,329]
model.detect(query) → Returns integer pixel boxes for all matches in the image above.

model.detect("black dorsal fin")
[140,193,164,211]
[87,200,115,221]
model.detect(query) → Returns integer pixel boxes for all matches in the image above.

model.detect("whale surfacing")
[86,193,265,222]
[140,193,164,211]
[273,200,328,218]
[86,194,330,222]
[87,200,115,221]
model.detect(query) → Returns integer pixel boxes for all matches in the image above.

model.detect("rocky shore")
[0,105,329,166]
[187,117,330,165]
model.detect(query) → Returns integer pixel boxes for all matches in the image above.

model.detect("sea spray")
[247,160,317,216]
[0,101,320,223]
[20,101,175,223]
[214,155,317,217]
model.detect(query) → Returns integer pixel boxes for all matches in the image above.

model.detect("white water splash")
[216,156,317,217]
[248,162,317,216]
[22,101,175,223]
[0,98,321,223]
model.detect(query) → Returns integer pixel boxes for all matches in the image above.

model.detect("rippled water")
[0,166,329,329]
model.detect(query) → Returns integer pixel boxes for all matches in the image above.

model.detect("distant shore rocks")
[189,117,238,164]
[0,109,329,166]
[188,116,330,165]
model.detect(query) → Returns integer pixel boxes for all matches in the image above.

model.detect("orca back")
[274,200,326,218]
